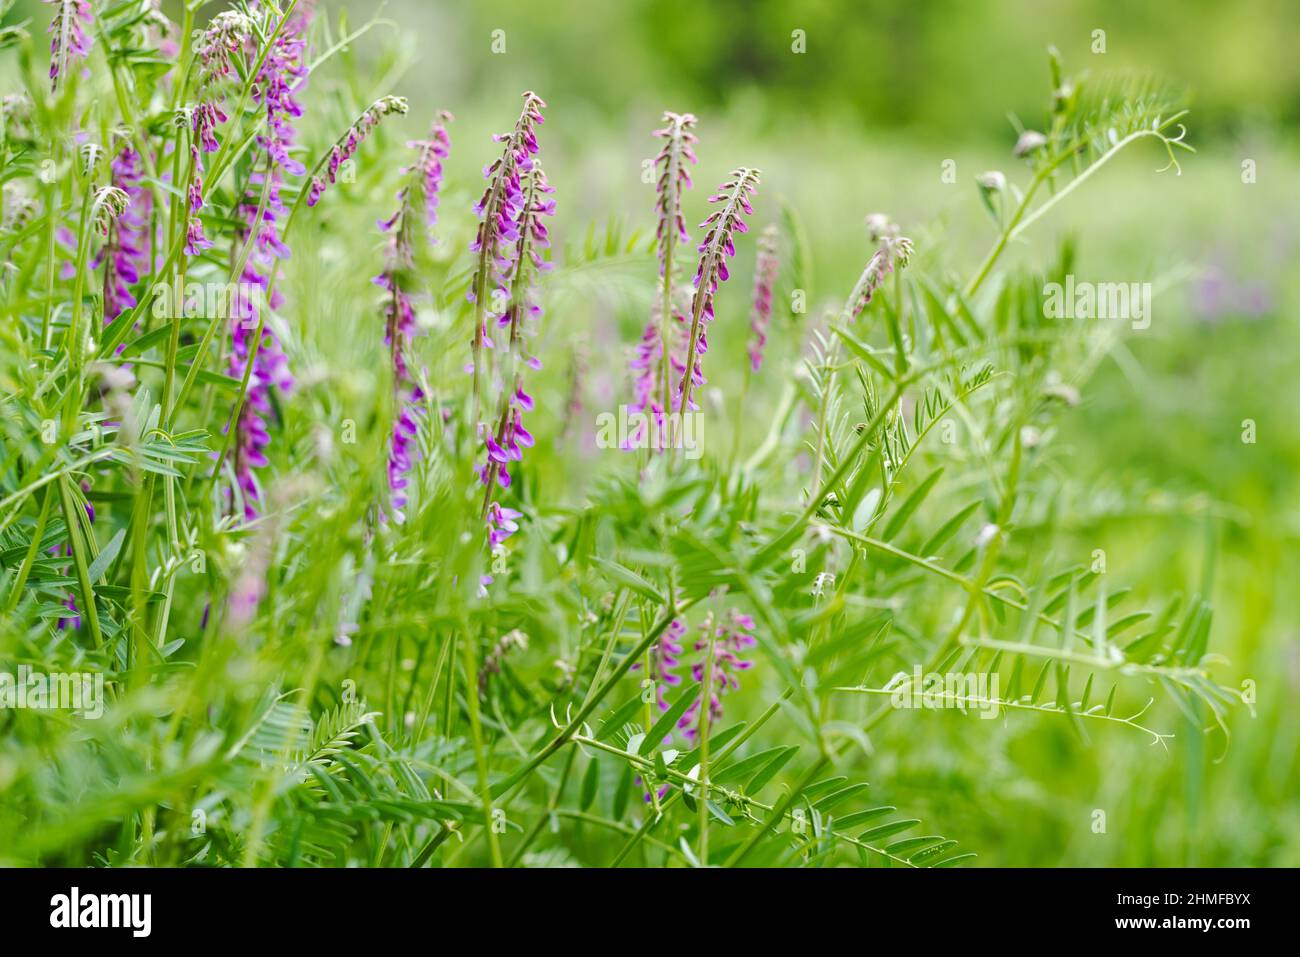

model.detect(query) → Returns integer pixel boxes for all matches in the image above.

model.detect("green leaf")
[714,747,787,786]
[595,695,643,741]
[919,500,981,556]
[86,527,125,584]
[640,689,696,755]
[882,467,944,541]
[579,758,599,811]
[859,819,921,842]
[590,558,665,604]
[832,805,896,830]
[836,328,895,379]
[813,782,870,813]
[745,746,798,793]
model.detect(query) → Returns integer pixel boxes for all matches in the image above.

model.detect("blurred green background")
[340,0,1298,866]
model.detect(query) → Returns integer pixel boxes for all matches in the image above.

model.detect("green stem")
[4,486,53,611]
[57,477,103,647]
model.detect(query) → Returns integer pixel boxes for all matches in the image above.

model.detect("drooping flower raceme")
[94,146,152,324]
[630,616,688,801]
[305,95,410,208]
[627,112,699,447]
[845,225,913,322]
[467,91,548,390]
[253,9,309,178]
[375,113,453,521]
[225,9,313,520]
[747,224,779,372]
[184,12,255,256]
[45,0,94,91]
[652,112,698,278]
[475,93,553,571]
[679,609,757,742]
[631,618,686,715]
[677,168,760,414]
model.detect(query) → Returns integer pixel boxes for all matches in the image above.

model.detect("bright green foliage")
[0,2,1272,868]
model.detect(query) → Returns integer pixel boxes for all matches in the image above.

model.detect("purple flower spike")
[677,167,760,416]
[93,145,152,325]
[475,93,556,573]
[45,0,94,91]
[468,92,548,378]
[306,96,410,208]
[846,230,914,321]
[747,225,779,372]
[374,113,453,522]
[631,618,687,716]
[223,5,316,521]
[679,609,758,743]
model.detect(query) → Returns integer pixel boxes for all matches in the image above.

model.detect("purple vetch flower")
[182,12,257,258]
[499,166,555,349]
[191,11,253,153]
[251,10,310,177]
[93,146,152,324]
[626,112,699,448]
[197,11,252,81]
[631,618,686,715]
[625,295,694,450]
[626,319,665,445]
[225,223,293,520]
[183,11,304,260]
[475,94,554,565]
[478,394,536,494]
[629,616,686,802]
[845,232,913,321]
[747,224,779,372]
[377,112,453,264]
[305,95,409,208]
[387,386,424,513]
[467,91,547,384]
[652,112,698,276]
[485,502,522,548]
[225,235,293,520]
[679,609,757,743]
[677,168,760,414]
[223,10,314,521]
[45,0,94,91]
[375,113,453,521]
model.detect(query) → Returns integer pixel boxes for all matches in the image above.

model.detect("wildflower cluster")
[376,113,453,520]
[45,0,93,91]
[847,214,913,320]
[681,610,757,742]
[678,167,760,412]
[95,146,151,324]
[306,95,410,208]
[224,7,314,520]
[474,93,554,564]
[627,111,699,446]
[747,224,779,371]
[467,91,549,379]
[185,12,255,256]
